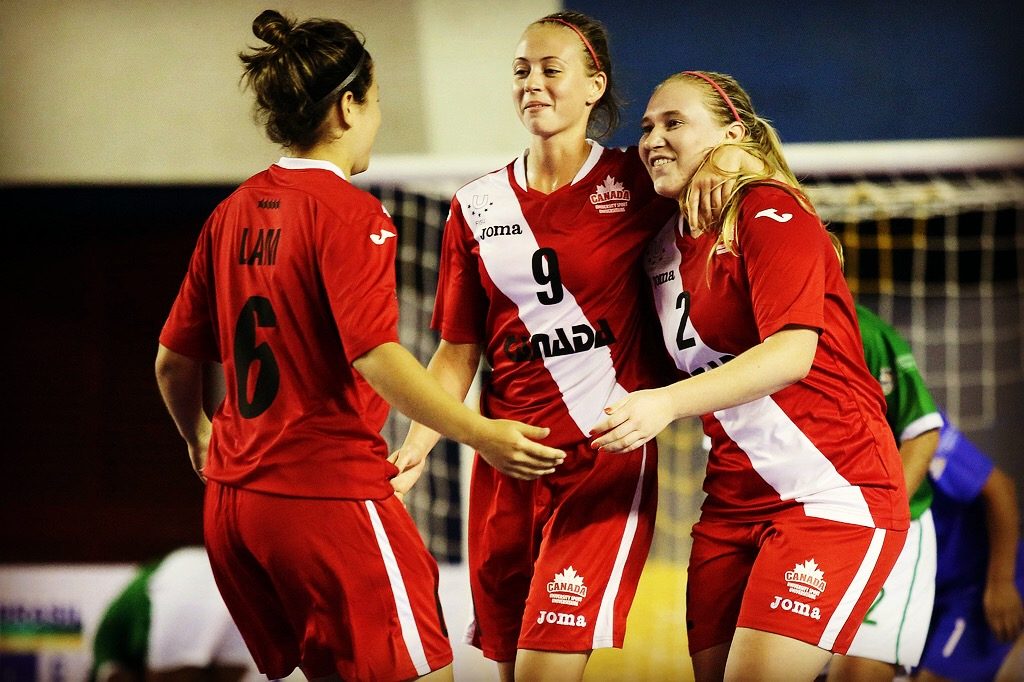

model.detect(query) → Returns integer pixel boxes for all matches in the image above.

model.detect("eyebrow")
[642,109,684,122]
[513,55,568,64]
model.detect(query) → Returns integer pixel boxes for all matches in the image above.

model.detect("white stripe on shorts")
[593,444,647,648]
[364,501,431,676]
[819,527,887,650]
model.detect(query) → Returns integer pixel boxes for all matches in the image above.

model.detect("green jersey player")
[828,303,944,681]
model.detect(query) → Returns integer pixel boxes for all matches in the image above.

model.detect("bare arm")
[980,466,1024,642]
[354,342,564,479]
[155,344,211,482]
[900,429,940,495]
[388,340,482,496]
[591,326,818,452]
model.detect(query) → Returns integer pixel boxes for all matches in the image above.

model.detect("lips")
[646,155,675,170]
[523,101,549,112]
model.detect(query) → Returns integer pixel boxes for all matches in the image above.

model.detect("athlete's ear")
[336,90,358,130]
[586,71,607,107]
[725,119,746,141]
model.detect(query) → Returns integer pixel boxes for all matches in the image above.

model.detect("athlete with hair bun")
[155,9,564,681]
[591,71,909,680]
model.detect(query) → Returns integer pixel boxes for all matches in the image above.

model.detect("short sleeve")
[738,186,827,340]
[431,198,488,343]
[929,423,993,504]
[159,220,220,362]
[318,198,400,362]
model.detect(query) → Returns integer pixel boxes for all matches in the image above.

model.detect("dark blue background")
[573,0,1023,146]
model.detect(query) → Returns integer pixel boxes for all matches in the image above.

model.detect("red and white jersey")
[160,157,401,499]
[643,183,908,530]
[433,143,676,448]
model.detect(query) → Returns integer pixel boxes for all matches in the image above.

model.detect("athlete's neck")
[525,137,593,194]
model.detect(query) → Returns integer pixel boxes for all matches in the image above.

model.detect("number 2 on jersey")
[675,290,696,350]
[234,296,280,418]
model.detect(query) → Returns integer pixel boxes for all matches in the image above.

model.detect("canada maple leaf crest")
[554,566,585,587]
[595,175,624,194]
[792,559,825,582]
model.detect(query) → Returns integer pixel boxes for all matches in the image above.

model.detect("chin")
[652,177,684,200]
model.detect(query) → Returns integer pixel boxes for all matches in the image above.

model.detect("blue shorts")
[918,585,1018,682]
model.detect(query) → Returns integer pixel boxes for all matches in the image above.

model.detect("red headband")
[545,18,602,71]
[682,71,741,124]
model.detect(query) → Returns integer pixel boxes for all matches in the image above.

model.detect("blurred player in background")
[915,421,1024,681]
[827,233,942,681]
[90,546,258,682]
[154,9,563,681]
[591,70,909,681]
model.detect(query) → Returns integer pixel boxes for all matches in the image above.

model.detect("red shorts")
[686,513,906,656]
[203,481,453,680]
[466,441,657,661]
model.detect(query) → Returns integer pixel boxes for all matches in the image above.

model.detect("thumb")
[603,396,629,415]
[517,424,551,440]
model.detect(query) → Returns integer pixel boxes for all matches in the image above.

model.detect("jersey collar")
[512,139,604,191]
[274,156,349,182]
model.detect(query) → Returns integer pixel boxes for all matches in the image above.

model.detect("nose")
[642,127,664,150]
[523,70,542,93]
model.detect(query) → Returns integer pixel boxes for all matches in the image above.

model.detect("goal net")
[358,138,1024,568]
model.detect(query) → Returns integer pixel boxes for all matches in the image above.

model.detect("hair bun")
[252,9,292,47]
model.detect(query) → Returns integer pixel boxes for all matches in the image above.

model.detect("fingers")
[989,609,1024,642]
[501,464,559,480]
[590,419,647,453]
[592,433,648,454]
[517,424,551,440]
[700,189,714,230]
[719,177,736,201]
[686,189,700,234]
[603,396,629,414]
[522,441,566,462]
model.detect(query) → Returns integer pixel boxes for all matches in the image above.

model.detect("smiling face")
[639,78,739,199]
[512,23,605,140]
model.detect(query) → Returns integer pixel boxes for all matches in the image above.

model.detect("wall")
[4,1,1021,186]
[577,0,1024,148]
[0,0,555,185]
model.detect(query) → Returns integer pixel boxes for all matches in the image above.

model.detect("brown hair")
[534,11,622,140]
[239,9,373,150]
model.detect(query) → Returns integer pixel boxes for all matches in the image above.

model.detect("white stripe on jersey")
[645,218,875,528]
[457,171,627,436]
[715,399,876,527]
[646,216,727,376]
[593,443,649,648]
[818,527,887,650]
[364,501,431,676]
